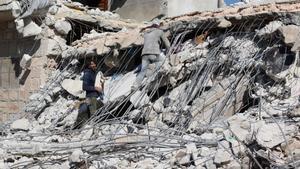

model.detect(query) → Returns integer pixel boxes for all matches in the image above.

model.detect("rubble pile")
[1,0,300,169]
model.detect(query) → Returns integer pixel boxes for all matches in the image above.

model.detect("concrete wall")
[167,0,219,17]
[0,21,48,122]
[111,0,221,21]
[111,0,164,21]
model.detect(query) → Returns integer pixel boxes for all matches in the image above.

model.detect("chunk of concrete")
[104,72,136,102]
[45,15,56,26]
[227,115,251,143]
[218,18,232,28]
[278,25,300,46]
[61,79,85,99]
[10,118,30,131]
[69,149,83,163]
[257,21,283,36]
[22,20,42,37]
[256,123,295,148]
[130,90,150,108]
[214,149,232,165]
[20,54,32,70]
[205,160,216,169]
[54,19,72,35]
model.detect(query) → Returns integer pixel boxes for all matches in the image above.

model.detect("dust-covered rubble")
[1,0,300,169]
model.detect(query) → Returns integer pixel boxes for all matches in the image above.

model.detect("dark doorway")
[72,0,109,10]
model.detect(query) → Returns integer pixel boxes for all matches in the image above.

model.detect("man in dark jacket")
[82,60,103,115]
[75,60,104,128]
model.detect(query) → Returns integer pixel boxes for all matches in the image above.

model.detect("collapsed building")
[0,0,300,168]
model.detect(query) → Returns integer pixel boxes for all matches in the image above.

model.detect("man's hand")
[95,86,102,92]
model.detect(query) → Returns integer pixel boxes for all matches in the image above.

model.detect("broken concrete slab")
[54,19,72,35]
[256,123,296,148]
[61,79,85,99]
[10,118,30,131]
[278,25,300,46]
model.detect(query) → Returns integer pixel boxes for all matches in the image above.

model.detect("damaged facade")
[0,0,300,169]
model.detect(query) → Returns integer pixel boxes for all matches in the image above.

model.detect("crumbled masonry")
[1,0,300,169]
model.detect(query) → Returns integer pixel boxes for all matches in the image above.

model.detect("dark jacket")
[82,68,99,98]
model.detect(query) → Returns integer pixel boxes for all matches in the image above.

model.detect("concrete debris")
[1,1,300,169]
[20,54,32,70]
[69,149,84,163]
[256,20,284,36]
[21,19,42,37]
[256,123,296,148]
[54,19,72,35]
[10,118,30,131]
[278,25,300,46]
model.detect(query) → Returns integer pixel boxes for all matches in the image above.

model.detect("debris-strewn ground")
[1,1,300,169]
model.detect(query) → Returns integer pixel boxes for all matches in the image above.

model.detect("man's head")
[86,60,97,71]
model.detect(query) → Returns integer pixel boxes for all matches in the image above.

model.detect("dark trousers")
[74,97,102,129]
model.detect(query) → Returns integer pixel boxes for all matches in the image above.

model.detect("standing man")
[75,59,104,129]
[82,60,104,115]
[134,20,171,88]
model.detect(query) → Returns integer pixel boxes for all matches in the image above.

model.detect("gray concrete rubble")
[1,1,300,169]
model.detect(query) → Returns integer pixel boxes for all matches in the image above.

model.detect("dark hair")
[85,59,95,69]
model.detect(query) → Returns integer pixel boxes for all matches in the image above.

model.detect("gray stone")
[54,19,72,35]
[104,72,136,102]
[278,25,300,45]
[0,160,9,169]
[130,90,150,108]
[128,109,141,121]
[256,20,283,36]
[175,151,191,165]
[20,54,32,70]
[227,115,251,143]
[214,149,232,165]
[162,110,175,124]
[52,87,62,95]
[69,149,83,163]
[256,123,295,148]
[292,38,300,52]
[205,160,216,169]
[46,38,63,57]
[61,79,85,98]
[61,47,78,59]
[10,118,30,131]
[48,5,58,15]
[22,20,42,37]
[200,147,211,157]
[218,18,232,28]
[45,15,56,26]
[227,160,242,169]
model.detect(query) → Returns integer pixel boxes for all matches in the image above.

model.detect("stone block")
[1,73,9,88]
[29,78,41,91]
[7,102,20,113]
[19,90,29,101]
[0,89,9,101]
[20,54,32,70]
[8,90,19,101]
[29,67,42,78]
[0,113,8,122]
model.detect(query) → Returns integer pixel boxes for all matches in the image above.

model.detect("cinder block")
[0,89,9,100]
[8,90,19,101]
